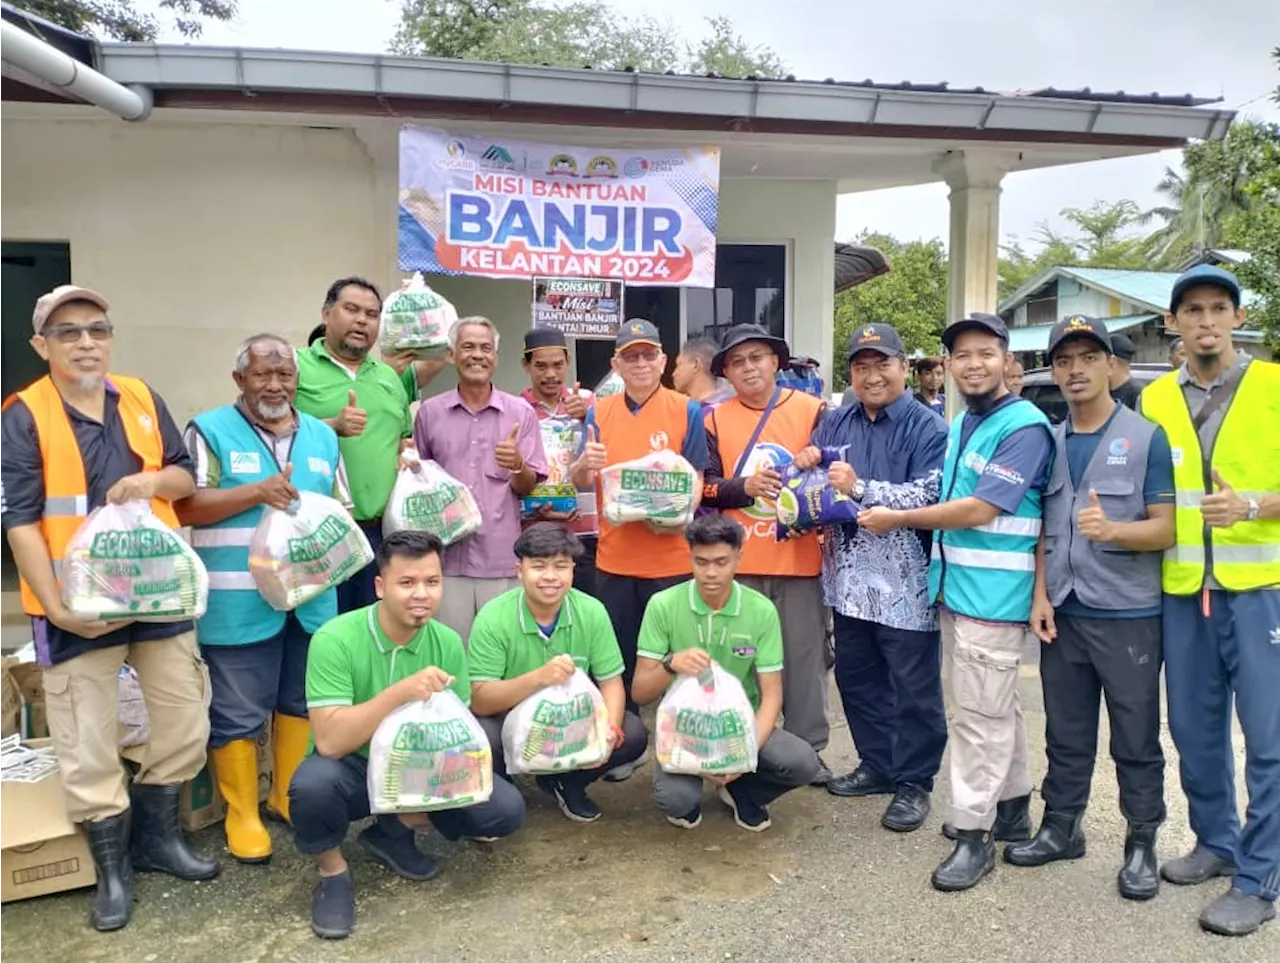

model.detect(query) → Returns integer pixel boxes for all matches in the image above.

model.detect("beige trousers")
[941,611,1032,831]
[437,576,519,646]
[42,629,211,823]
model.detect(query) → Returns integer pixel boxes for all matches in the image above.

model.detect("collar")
[1176,353,1251,389]
[687,579,742,617]
[309,338,374,374]
[850,390,915,422]
[445,386,501,413]
[367,603,425,656]
[520,386,566,416]
[516,589,575,636]
[1064,400,1122,437]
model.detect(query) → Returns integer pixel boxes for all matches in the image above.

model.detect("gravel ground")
[2,669,1276,963]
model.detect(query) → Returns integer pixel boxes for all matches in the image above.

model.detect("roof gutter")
[1,20,151,120]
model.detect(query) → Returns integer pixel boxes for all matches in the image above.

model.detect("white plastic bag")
[368,690,493,813]
[501,669,611,774]
[655,663,759,776]
[520,416,584,518]
[379,272,457,355]
[383,457,482,545]
[600,449,699,528]
[61,501,208,622]
[593,371,624,399]
[248,492,373,612]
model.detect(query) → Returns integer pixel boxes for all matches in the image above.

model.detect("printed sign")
[398,127,720,286]
[532,277,623,340]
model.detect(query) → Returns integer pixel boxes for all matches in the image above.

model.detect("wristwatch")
[852,479,867,501]
[661,652,677,675]
[1246,497,1261,522]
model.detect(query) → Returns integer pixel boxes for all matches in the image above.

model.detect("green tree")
[833,232,947,388]
[22,0,234,41]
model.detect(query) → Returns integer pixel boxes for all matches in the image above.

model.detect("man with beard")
[1,286,217,931]
[1139,265,1280,937]
[860,313,1053,892]
[1014,316,1173,901]
[415,317,547,641]
[288,531,526,939]
[296,278,414,612]
[468,524,647,822]
[177,335,352,863]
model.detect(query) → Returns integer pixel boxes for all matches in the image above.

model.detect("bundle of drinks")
[599,449,700,529]
[61,501,209,622]
[654,663,759,776]
[379,272,457,356]
[520,416,585,518]
[501,667,612,774]
[249,492,374,611]
[383,454,482,545]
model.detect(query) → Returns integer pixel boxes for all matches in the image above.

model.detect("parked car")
[1021,362,1173,424]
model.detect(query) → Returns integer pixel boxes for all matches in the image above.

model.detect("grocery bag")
[655,663,758,776]
[249,492,373,612]
[61,501,209,622]
[501,669,611,775]
[520,416,585,518]
[774,464,859,538]
[368,690,493,813]
[593,371,624,399]
[379,272,457,355]
[599,449,699,529]
[383,457,482,545]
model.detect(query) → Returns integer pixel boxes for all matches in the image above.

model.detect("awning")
[1007,314,1156,354]
[834,243,890,294]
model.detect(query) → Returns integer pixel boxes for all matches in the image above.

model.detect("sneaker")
[810,757,834,787]
[538,776,602,823]
[603,747,648,783]
[468,836,500,844]
[666,806,702,829]
[311,869,355,939]
[718,785,772,832]
[358,821,439,882]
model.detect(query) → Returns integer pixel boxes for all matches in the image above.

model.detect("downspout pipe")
[1,20,151,120]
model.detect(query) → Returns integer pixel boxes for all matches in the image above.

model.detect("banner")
[398,127,720,287]
[532,278,624,340]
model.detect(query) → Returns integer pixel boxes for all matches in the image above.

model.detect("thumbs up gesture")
[258,462,300,511]
[1201,468,1249,528]
[494,422,525,473]
[581,423,607,472]
[563,381,589,420]
[334,389,367,437]
[1077,488,1115,542]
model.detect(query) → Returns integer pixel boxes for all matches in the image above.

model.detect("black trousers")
[595,572,685,711]
[573,535,599,597]
[336,520,383,614]
[477,710,648,787]
[1040,613,1165,828]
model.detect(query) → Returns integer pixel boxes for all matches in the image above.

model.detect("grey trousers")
[738,575,829,751]
[437,576,519,646]
[653,727,820,817]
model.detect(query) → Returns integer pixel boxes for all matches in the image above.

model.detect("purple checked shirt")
[414,387,547,578]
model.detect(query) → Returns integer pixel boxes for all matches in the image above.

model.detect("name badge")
[308,456,332,477]
[229,451,261,475]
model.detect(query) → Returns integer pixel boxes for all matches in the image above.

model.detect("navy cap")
[1047,315,1112,361]
[615,318,662,352]
[1169,265,1242,313]
[846,323,906,361]
[1109,332,1136,362]
[711,323,790,377]
[941,313,1008,351]
[524,327,569,355]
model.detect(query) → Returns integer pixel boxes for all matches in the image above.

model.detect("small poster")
[531,277,624,341]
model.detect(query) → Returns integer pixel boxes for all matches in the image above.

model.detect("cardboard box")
[179,764,226,832]
[8,662,47,740]
[1,740,96,903]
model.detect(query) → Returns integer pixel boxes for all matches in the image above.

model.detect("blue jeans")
[201,613,310,748]
[336,521,383,614]
[1164,589,1280,901]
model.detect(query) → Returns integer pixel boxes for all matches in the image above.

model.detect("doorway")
[575,286,680,390]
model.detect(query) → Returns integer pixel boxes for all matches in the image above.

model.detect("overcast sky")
[165,0,1280,249]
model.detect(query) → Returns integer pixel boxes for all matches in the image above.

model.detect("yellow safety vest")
[1139,360,1280,594]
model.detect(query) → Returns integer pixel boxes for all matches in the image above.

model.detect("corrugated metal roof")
[1057,267,1182,312]
[1007,313,1155,354]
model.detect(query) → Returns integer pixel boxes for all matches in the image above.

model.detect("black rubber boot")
[931,828,996,892]
[1004,809,1086,867]
[130,784,220,881]
[941,794,1033,842]
[1117,825,1159,901]
[85,812,134,932]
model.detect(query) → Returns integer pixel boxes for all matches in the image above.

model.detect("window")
[686,244,787,343]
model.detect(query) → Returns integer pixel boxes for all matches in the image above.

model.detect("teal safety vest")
[928,398,1052,623]
[190,405,341,645]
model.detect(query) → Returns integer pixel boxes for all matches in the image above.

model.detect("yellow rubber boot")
[209,740,271,863]
[266,712,311,824]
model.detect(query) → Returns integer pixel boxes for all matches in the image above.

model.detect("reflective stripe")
[191,528,255,548]
[974,516,1042,537]
[44,495,87,516]
[1167,543,1280,565]
[937,544,1036,573]
[207,571,257,591]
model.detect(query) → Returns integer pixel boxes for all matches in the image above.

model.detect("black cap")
[710,323,791,377]
[524,327,569,355]
[615,318,662,352]
[1109,332,1136,362]
[1169,264,1242,313]
[845,323,906,362]
[941,313,1008,351]
[1047,315,1112,361]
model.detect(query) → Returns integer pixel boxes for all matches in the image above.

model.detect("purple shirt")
[414,387,547,578]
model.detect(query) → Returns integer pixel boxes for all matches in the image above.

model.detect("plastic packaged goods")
[599,449,699,529]
[249,492,373,612]
[520,416,585,518]
[379,272,457,355]
[61,501,209,622]
[654,664,758,776]
[501,669,611,774]
[774,464,860,538]
[368,691,493,813]
[593,371,624,399]
[383,458,482,545]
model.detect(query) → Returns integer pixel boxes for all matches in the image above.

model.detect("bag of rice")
[655,663,758,777]
[599,449,699,529]
[383,457,482,545]
[501,668,611,774]
[520,416,584,518]
[368,690,493,813]
[379,272,457,355]
[249,492,374,612]
[593,371,624,399]
[774,463,860,539]
[61,501,209,622]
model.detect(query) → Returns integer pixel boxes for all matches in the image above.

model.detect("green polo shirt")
[636,580,783,710]
[467,587,624,684]
[305,604,471,758]
[295,340,412,521]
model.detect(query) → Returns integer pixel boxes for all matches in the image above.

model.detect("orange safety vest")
[4,374,179,616]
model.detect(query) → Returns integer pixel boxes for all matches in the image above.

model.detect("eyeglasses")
[618,348,660,364]
[725,350,773,371]
[41,322,114,345]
